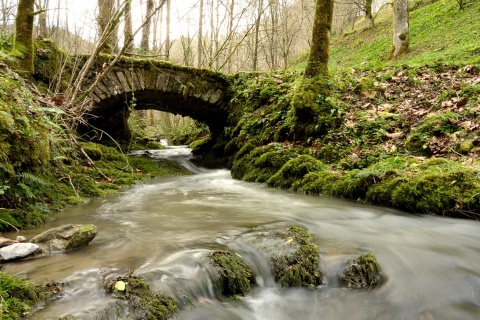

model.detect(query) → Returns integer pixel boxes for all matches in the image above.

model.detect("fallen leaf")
[284,238,294,245]
[385,132,404,139]
[114,281,126,291]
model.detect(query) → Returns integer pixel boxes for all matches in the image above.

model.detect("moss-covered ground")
[0,271,62,320]
[103,274,177,320]
[215,52,480,219]
[0,65,190,233]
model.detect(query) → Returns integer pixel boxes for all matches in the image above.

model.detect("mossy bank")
[199,62,480,219]
[0,65,190,233]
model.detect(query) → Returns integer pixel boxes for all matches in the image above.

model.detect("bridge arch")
[81,57,231,141]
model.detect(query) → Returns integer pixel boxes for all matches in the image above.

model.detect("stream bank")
[196,64,480,219]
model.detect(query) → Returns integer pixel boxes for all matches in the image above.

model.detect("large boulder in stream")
[205,250,254,297]
[235,226,323,288]
[103,274,177,320]
[30,224,98,252]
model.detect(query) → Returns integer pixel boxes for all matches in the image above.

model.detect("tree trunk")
[140,0,154,51]
[226,0,234,73]
[97,0,118,53]
[304,0,334,79]
[124,0,133,49]
[36,0,48,38]
[253,0,263,71]
[365,0,374,26]
[13,0,35,73]
[165,0,171,59]
[390,0,409,59]
[198,0,204,67]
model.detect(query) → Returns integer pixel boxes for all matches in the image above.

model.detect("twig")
[59,175,79,197]
[0,212,20,232]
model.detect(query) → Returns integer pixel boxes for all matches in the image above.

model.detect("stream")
[4,146,480,320]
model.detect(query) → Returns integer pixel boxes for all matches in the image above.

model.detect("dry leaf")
[386,132,404,139]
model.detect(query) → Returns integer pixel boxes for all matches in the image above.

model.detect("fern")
[18,172,48,187]
[17,183,35,199]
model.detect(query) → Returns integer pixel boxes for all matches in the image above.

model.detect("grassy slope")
[329,0,480,69]
[222,0,480,219]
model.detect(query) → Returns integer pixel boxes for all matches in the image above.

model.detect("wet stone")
[0,243,40,261]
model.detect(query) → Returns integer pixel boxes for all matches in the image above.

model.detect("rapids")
[4,146,480,319]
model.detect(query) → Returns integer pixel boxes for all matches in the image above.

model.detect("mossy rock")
[82,146,103,161]
[269,227,322,288]
[104,274,177,320]
[267,155,326,189]
[233,143,298,182]
[341,253,382,289]
[236,226,322,288]
[206,250,253,297]
[0,271,60,320]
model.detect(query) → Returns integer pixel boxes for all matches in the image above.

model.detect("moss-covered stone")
[341,253,382,289]
[267,155,326,189]
[206,250,253,297]
[269,227,322,288]
[0,271,62,320]
[104,274,177,320]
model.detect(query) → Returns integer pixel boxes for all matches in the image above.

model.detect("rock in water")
[0,243,40,261]
[341,253,382,288]
[0,237,18,247]
[30,224,98,252]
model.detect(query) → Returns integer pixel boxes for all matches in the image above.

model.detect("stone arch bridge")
[80,56,232,141]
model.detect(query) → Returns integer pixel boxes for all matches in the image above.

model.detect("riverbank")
[197,63,480,219]
[0,65,191,233]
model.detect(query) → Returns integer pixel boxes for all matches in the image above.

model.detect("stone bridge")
[81,56,232,141]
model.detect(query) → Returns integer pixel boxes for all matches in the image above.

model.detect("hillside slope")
[329,0,480,69]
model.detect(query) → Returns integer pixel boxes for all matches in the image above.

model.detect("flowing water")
[4,146,480,320]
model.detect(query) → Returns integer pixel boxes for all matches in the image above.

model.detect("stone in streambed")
[30,224,98,252]
[341,253,382,288]
[0,243,40,261]
[0,237,18,247]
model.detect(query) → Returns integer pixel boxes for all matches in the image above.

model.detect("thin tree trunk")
[253,0,263,71]
[140,0,154,51]
[304,0,334,79]
[365,0,374,26]
[98,0,118,53]
[165,0,170,59]
[14,0,35,73]
[198,0,204,67]
[226,0,234,73]
[390,0,409,59]
[124,0,132,49]
[36,0,48,38]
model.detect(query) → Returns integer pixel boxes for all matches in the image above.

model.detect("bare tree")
[253,0,264,71]
[124,0,133,49]
[140,0,154,51]
[35,0,49,38]
[390,0,409,59]
[198,0,204,67]
[97,0,118,52]
[165,0,171,58]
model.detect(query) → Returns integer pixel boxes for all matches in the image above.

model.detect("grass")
[328,0,480,70]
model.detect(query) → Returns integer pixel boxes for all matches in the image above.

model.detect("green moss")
[232,143,298,182]
[104,274,177,320]
[267,155,326,189]
[206,250,253,297]
[341,253,382,289]
[0,271,59,320]
[34,39,70,88]
[270,227,322,288]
